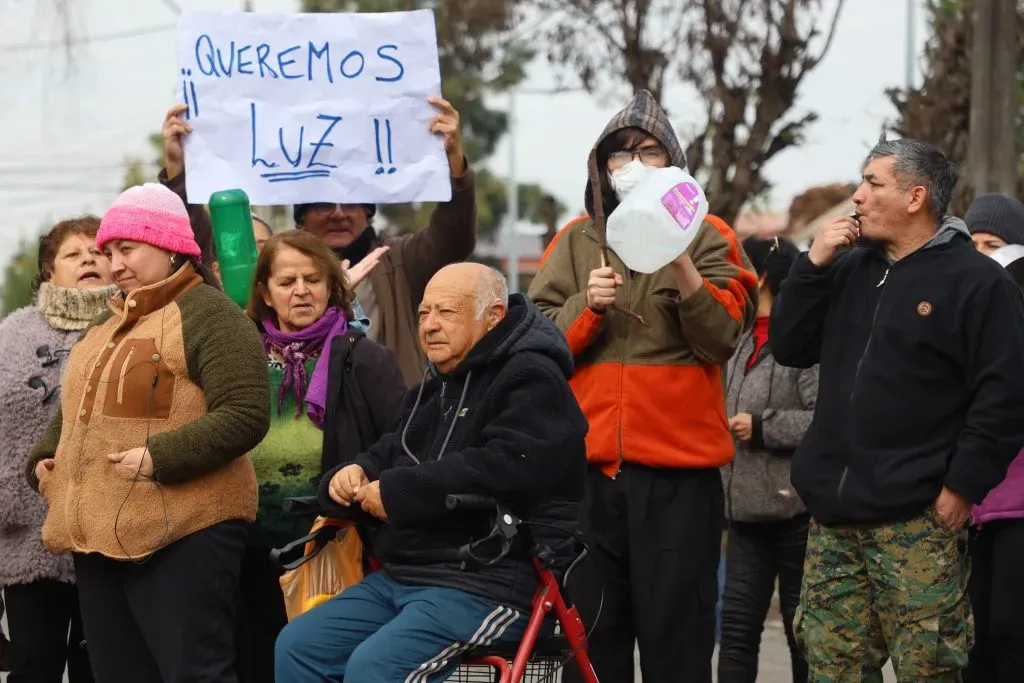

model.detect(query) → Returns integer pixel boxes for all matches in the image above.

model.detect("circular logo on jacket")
[917,301,933,316]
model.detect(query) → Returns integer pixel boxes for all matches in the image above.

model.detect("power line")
[0,183,121,193]
[0,164,128,175]
[0,24,176,53]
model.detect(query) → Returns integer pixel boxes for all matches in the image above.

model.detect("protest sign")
[176,10,452,206]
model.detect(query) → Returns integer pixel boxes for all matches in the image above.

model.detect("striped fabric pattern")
[404,606,521,683]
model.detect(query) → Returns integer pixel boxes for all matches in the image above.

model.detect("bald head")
[427,262,509,319]
[418,263,510,374]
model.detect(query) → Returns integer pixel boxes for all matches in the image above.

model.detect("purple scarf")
[261,306,348,428]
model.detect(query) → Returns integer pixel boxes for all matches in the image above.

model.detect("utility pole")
[506,89,520,294]
[504,86,581,293]
[905,0,915,89]
[968,0,1020,195]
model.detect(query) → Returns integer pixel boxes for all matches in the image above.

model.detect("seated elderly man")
[275,263,588,683]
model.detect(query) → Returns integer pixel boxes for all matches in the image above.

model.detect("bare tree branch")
[814,0,846,65]
[517,0,842,223]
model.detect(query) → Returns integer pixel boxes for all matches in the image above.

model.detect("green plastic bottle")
[209,189,258,308]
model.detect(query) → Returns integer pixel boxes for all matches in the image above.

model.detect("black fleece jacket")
[771,221,1024,526]
[318,294,588,610]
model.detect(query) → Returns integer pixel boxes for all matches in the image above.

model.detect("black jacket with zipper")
[318,294,588,611]
[321,329,407,476]
[770,218,1024,526]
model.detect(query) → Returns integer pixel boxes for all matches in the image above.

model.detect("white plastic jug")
[606,166,709,273]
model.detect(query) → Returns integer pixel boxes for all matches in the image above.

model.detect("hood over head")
[584,90,688,221]
[446,293,574,379]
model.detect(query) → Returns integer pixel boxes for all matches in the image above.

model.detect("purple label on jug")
[661,182,702,232]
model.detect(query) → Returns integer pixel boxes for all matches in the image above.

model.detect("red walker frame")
[275,496,599,682]
[462,556,598,682]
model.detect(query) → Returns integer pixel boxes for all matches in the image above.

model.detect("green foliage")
[121,132,165,190]
[888,0,1024,214]
[520,0,846,226]
[1,239,40,316]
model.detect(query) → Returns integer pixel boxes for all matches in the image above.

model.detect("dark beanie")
[293,203,377,226]
[965,193,1024,247]
[742,235,799,297]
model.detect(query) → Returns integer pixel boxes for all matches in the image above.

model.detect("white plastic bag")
[606,167,709,273]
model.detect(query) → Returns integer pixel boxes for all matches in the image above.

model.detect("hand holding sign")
[427,97,465,177]
[162,103,193,180]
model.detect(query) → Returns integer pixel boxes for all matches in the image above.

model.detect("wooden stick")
[590,152,648,327]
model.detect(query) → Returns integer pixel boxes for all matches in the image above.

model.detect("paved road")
[709,615,897,682]
[2,609,897,682]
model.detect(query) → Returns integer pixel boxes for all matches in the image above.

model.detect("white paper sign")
[176,10,452,206]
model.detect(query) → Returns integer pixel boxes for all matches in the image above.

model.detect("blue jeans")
[275,571,527,683]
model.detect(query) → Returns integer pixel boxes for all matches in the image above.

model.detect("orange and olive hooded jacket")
[528,90,758,477]
[26,264,270,560]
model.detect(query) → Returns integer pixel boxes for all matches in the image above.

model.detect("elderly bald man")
[275,263,589,683]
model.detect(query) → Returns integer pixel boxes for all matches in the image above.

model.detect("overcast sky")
[0,0,927,270]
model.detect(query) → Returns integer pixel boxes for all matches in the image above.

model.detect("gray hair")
[475,267,509,320]
[865,139,959,219]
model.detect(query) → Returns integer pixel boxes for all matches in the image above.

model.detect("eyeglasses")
[608,147,667,168]
[307,203,362,218]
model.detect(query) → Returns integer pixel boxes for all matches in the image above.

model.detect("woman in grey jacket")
[717,236,818,683]
[0,217,116,682]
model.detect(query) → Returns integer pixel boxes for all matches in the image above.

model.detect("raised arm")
[157,103,216,266]
[528,219,606,357]
[769,253,844,369]
[772,217,858,368]
[397,97,477,303]
[670,216,759,365]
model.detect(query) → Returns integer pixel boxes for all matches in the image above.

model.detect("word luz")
[249,102,399,183]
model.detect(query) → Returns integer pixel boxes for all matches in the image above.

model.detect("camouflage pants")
[794,507,973,682]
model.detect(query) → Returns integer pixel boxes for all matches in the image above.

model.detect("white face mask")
[610,159,658,200]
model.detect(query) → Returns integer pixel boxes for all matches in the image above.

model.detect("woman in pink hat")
[26,183,271,683]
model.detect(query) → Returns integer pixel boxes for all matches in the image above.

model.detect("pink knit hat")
[96,183,201,258]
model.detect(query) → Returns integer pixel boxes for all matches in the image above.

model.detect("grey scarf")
[35,282,117,331]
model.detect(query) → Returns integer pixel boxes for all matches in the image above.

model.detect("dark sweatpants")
[564,463,724,683]
[965,519,1024,683]
[717,514,809,683]
[73,521,246,683]
[3,579,92,683]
